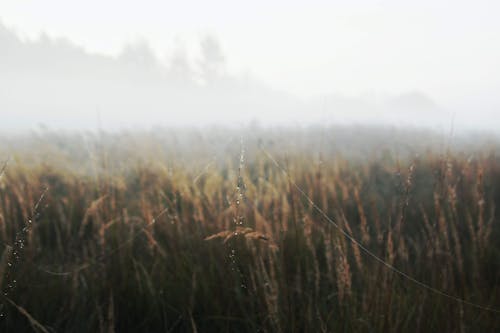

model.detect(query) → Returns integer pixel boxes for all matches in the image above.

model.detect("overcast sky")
[1,0,499,130]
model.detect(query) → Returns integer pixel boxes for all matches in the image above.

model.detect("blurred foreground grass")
[0,126,499,332]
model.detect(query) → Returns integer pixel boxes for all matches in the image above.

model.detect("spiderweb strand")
[260,147,500,314]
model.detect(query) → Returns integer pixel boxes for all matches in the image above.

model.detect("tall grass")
[0,127,498,332]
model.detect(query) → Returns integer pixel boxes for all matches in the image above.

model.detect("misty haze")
[0,1,499,332]
[1,21,451,130]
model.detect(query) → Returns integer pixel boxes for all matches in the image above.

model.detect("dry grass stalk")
[6,298,50,333]
[334,237,352,303]
[354,187,370,244]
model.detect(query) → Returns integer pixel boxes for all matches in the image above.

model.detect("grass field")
[0,127,499,332]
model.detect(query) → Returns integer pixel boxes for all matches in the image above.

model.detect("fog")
[0,1,499,132]
[0,23,305,130]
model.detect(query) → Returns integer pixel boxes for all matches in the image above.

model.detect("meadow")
[0,126,499,332]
